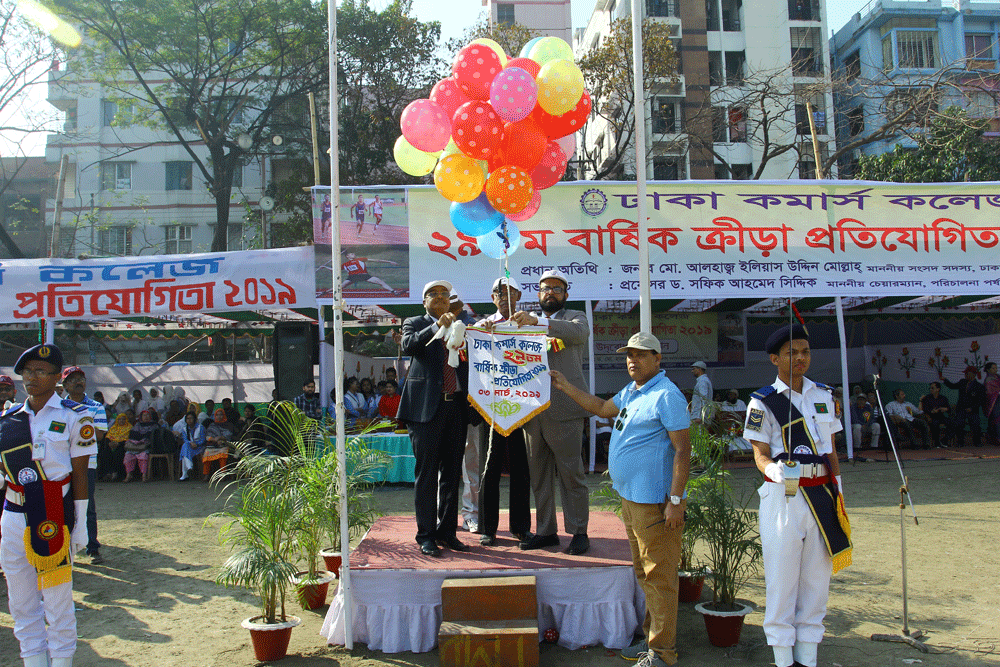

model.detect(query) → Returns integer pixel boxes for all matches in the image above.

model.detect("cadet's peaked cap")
[765,324,809,355]
[14,344,64,374]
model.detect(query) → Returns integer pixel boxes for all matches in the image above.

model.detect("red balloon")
[506,57,541,78]
[532,90,592,139]
[430,77,471,119]
[452,43,503,101]
[499,117,547,171]
[531,141,568,190]
[451,100,504,161]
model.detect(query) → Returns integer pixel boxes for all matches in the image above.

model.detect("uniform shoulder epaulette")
[61,398,88,413]
[751,385,776,401]
[0,403,23,418]
[814,382,833,392]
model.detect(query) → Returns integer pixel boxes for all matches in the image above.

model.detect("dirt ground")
[2,454,999,667]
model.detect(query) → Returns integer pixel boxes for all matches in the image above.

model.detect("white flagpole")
[630,0,651,332]
[327,0,352,648]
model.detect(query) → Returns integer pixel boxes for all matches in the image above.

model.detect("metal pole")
[327,0,352,648]
[309,92,322,186]
[50,155,69,258]
[629,0,651,333]
[586,299,596,473]
[835,296,853,459]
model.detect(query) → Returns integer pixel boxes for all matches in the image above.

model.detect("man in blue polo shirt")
[550,332,690,667]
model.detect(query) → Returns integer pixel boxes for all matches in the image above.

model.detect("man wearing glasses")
[1,344,96,667]
[508,269,592,554]
[396,281,473,557]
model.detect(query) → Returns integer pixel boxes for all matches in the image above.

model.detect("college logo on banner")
[466,326,550,436]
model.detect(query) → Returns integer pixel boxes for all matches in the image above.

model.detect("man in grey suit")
[396,280,472,557]
[510,269,592,554]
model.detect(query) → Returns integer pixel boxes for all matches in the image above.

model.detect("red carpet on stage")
[350,511,633,571]
[321,511,645,654]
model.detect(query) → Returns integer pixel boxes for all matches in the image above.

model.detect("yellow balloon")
[470,37,508,68]
[536,59,584,116]
[434,153,485,203]
[528,36,574,67]
[394,135,438,176]
[441,137,462,158]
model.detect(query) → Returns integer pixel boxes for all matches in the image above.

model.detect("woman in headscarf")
[202,408,236,481]
[178,411,207,481]
[123,409,157,482]
[112,391,132,416]
[101,413,131,481]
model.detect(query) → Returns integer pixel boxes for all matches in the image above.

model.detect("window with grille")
[165,225,193,254]
[652,98,679,133]
[653,156,686,180]
[896,31,937,69]
[100,162,132,191]
[843,52,861,80]
[967,90,997,118]
[99,227,132,256]
[496,4,514,25]
[165,162,193,191]
[790,28,822,75]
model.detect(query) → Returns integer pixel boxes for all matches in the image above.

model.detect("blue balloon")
[476,219,522,259]
[519,37,543,58]
[450,194,503,237]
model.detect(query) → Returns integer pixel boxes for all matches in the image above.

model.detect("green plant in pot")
[693,433,762,647]
[677,425,721,601]
[210,447,302,661]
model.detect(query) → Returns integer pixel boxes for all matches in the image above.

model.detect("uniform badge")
[49,421,66,433]
[793,445,813,455]
[38,346,51,358]
[80,424,95,440]
[37,520,59,540]
[814,403,829,414]
[747,408,764,430]
[18,468,39,484]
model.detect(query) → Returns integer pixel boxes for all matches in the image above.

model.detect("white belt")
[797,463,827,478]
[5,480,71,505]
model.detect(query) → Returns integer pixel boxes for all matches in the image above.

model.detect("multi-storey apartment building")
[483,0,574,43]
[575,0,836,180]
[831,0,1000,174]
[43,64,267,259]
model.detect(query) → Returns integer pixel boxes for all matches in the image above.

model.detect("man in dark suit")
[510,269,592,555]
[396,280,472,556]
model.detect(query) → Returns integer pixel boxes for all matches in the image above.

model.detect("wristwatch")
[669,495,682,506]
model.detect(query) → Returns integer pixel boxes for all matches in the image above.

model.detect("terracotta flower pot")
[320,547,342,577]
[292,571,336,610]
[241,615,301,662]
[695,601,752,647]
[678,571,706,603]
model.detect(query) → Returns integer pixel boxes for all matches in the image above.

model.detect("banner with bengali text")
[0,246,317,323]
[593,311,742,369]
[466,326,550,436]
[401,181,1000,304]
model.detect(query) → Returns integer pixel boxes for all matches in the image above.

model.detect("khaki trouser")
[620,496,685,665]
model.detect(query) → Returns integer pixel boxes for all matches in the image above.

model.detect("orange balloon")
[434,153,486,203]
[485,165,534,215]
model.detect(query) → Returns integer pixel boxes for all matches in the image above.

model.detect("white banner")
[0,246,317,323]
[466,326,550,436]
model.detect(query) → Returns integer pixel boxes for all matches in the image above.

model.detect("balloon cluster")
[394,36,591,259]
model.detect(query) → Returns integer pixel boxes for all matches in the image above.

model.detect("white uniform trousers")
[758,480,831,649]
[0,508,78,660]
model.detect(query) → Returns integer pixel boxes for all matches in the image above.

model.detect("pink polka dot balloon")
[400,98,451,153]
[489,67,537,123]
[430,77,471,119]
[451,100,504,161]
[452,43,503,101]
[531,140,568,190]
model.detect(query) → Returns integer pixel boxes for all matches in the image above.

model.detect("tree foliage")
[446,17,539,62]
[856,107,1000,182]
[576,18,679,180]
[48,0,329,251]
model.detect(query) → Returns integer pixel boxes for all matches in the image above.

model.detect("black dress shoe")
[565,533,590,555]
[511,531,529,542]
[480,534,496,546]
[419,540,442,557]
[519,533,559,550]
[436,536,471,552]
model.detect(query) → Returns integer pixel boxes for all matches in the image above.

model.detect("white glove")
[835,475,843,497]
[71,499,89,554]
[764,462,784,483]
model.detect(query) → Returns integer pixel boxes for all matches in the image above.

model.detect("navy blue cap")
[14,344,64,374]
[765,324,809,355]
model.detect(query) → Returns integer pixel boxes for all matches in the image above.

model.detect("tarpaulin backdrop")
[313,181,1000,305]
[0,246,317,323]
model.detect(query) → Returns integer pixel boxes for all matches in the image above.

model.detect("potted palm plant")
[211,450,302,661]
[693,440,762,648]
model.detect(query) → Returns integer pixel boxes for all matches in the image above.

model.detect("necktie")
[441,340,457,394]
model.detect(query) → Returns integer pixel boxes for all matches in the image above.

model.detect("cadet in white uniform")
[0,344,96,667]
[743,325,851,667]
